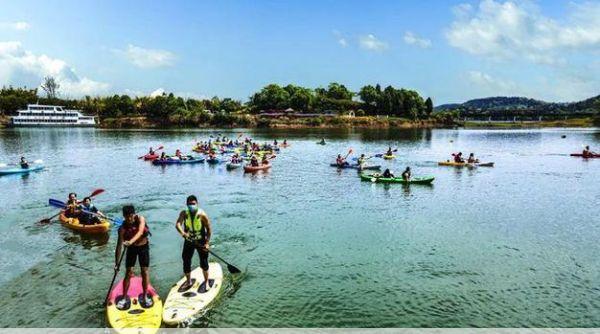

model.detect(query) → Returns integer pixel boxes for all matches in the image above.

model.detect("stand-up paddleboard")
[106,276,163,334]
[162,262,223,326]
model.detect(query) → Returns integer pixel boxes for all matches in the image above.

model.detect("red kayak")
[144,153,159,161]
[570,153,600,158]
[244,163,271,173]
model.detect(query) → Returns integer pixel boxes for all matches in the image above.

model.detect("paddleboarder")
[115,205,152,309]
[175,195,213,292]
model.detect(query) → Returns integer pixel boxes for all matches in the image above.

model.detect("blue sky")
[0,0,598,104]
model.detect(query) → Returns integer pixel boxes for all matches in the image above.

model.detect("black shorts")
[182,239,209,273]
[125,243,150,268]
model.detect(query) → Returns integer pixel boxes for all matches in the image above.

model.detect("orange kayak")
[59,212,111,234]
[244,163,271,173]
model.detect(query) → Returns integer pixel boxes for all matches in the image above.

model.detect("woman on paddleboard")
[115,205,153,309]
[175,195,213,292]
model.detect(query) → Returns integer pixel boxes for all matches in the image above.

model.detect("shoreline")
[1,115,596,130]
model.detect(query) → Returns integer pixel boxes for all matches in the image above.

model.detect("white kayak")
[162,262,223,326]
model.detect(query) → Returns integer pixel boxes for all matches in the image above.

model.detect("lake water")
[0,127,598,328]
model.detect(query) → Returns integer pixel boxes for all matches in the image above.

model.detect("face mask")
[187,204,198,212]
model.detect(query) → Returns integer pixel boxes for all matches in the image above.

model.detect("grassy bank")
[98,115,455,129]
[462,117,595,128]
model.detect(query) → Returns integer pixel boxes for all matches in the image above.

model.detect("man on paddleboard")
[115,205,152,309]
[175,195,213,292]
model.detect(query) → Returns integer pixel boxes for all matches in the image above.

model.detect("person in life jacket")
[453,152,464,163]
[115,205,152,309]
[175,195,213,292]
[64,192,80,218]
[78,197,104,225]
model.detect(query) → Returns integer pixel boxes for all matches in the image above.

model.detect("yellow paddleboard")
[106,276,162,334]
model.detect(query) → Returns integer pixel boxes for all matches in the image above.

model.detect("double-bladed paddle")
[39,189,105,224]
[137,146,164,159]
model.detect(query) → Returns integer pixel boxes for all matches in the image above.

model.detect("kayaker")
[79,197,104,225]
[20,157,29,169]
[319,138,326,145]
[148,147,155,155]
[261,155,270,165]
[250,155,259,167]
[582,146,596,158]
[273,139,278,146]
[453,152,464,163]
[336,154,348,167]
[159,152,168,160]
[283,139,288,146]
[115,205,152,309]
[231,154,241,164]
[401,167,411,181]
[383,169,394,178]
[64,192,80,218]
[175,195,212,292]
[467,153,478,164]
[386,147,393,156]
[357,154,368,167]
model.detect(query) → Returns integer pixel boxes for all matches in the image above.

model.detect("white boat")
[11,104,96,127]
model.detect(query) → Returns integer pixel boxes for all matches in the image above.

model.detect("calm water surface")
[0,127,599,327]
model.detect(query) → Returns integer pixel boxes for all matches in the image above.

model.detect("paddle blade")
[89,189,105,197]
[48,198,66,209]
[33,159,44,164]
[0,163,6,168]
[227,263,242,274]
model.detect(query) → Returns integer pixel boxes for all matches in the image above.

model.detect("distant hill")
[436,95,600,115]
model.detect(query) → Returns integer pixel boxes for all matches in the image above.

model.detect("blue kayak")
[0,164,44,175]
[152,157,205,165]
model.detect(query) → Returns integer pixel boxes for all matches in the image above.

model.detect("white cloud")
[359,34,389,51]
[115,44,176,68]
[446,0,600,64]
[149,88,165,97]
[0,41,109,97]
[332,30,348,47]
[466,71,518,94]
[0,21,30,31]
[403,31,432,48]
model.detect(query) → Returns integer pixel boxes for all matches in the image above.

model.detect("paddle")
[208,250,241,274]
[48,198,123,225]
[138,146,163,159]
[104,246,126,306]
[0,159,44,168]
[39,189,105,224]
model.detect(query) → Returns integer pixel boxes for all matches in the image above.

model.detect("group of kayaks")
[106,264,224,332]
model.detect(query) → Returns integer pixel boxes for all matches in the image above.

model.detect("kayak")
[143,154,159,161]
[226,162,242,170]
[162,262,223,326]
[316,142,326,145]
[329,163,381,170]
[106,276,162,333]
[570,153,600,158]
[244,163,271,173]
[152,157,205,165]
[0,164,44,176]
[383,155,396,160]
[360,173,435,184]
[59,213,111,234]
[438,161,494,167]
[206,157,220,164]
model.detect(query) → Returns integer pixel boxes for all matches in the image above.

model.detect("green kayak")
[360,173,435,184]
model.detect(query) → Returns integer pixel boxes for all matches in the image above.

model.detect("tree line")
[0,79,434,121]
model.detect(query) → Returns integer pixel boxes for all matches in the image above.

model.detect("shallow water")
[0,127,598,327]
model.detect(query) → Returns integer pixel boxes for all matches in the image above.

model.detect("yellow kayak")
[59,212,110,234]
[106,276,163,334]
[383,155,396,160]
